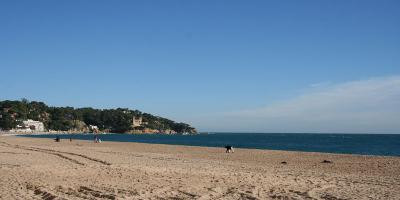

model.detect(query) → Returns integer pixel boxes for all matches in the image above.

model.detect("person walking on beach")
[93,128,100,143]
[225,145,234,153]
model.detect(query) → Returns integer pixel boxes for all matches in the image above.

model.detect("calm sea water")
[20,133,400,156]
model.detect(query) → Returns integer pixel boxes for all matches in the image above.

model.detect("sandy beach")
[0,136,399,200]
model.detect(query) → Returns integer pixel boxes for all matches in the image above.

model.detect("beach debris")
[322,160,333,164]
[281,161,287,164]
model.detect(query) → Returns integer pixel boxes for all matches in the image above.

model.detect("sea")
[20,133,400,157]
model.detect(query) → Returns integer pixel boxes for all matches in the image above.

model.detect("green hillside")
[0,99,196,134]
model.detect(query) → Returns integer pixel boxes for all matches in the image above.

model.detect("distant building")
[132,116,148,127]
[89,125,99,132]
[22,119,45,132]
[12,125,31,133]
[11,119,45,132]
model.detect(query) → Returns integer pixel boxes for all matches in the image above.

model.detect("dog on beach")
[225,145,234,153]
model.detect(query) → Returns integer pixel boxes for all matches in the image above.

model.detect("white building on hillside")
[89,125,99,133]
[23,119,45,132]
[132,117,148,128]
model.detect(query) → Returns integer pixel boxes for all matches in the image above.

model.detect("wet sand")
[0,136,399,199]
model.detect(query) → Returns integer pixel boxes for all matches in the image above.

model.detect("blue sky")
[1,1,399,133]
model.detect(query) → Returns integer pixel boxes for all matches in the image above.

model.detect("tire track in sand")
[0,141,111,166]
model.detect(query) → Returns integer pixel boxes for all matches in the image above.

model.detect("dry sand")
[0,136,399,200]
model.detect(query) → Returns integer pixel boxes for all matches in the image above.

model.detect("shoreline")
[0,131,87,135]
[1,135,399,199]
[12,133,400,158]
[3,135,400,166]
[0,131,195,136]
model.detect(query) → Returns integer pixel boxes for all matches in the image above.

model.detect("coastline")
[1,136,399,199]
[0,130,196,136]
[17,135,400,159]
[3,133,397,158]
[13,132,400,157]
[0,131,86,136]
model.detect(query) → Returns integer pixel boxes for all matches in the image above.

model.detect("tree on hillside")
[0,112,17,130]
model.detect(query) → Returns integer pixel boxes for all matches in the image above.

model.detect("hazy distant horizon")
[1,1,399,133]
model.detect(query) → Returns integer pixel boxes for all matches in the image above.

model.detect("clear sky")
[1,1,399,133]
